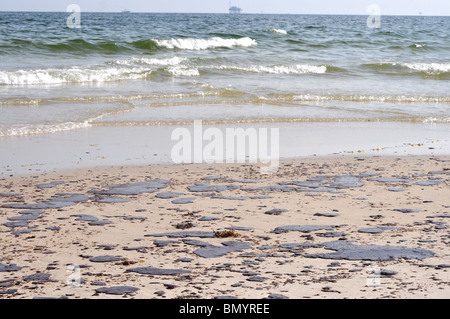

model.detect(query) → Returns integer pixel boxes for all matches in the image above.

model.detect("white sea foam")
[0,121,93,137]
[291,94,450,103]
[166,66,200,77]
[214,64,327,74]
[271,29,287,35]
[153,37,257,50]
[0,66,152,85]
[401,62,450,73]
[0,56,196,85]
[0,106,132,137]
[113,56,186,66]
[0,98,42,106]
[0,61,327,85]
[422,117,450,123]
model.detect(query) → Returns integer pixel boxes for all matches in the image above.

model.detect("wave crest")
[153,37,257,50]
[214,64,327,74]
[0,121,92,137]
[364,62,450,75]
[270,29,287,35]
[289,94,450,104]
[0,56,188,85]
[0,67,152,85]
[401,62,450,74]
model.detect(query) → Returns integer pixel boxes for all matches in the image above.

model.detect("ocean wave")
[0,98,42,106]
[166,66,200,77]
[271,94,450,104]
[0,56,191,85]
[0,59,330,85]
[0,104,135,137]
[401,62,450,74]
[270,29,287,35]
[212,64,327,74]
[1,37,258,54]
[152,37,257,50]
[3,116,450,138]
[0,88,248,107]
[90,116,450,127]
[1,39,134,55]
[112,56,186,66]
[422,117,450,123]
[363,62,450,75]
[112,56,202,77]
[0,66,152,85]
[0,121,93,137]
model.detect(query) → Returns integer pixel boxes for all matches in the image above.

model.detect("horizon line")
[0,10,448,17]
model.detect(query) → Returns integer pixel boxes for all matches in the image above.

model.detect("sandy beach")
[1,10,450,302]
[1,155,449,299]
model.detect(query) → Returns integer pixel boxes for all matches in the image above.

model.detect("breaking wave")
[0,56,187,85]
[287,94,450,104]
[212,64,327,74]
[0,121,93,137]
[152,37,257,50]
[0,67,152,85]
[270,29,287,35]
[401,62,450,74]
[364,62,450,75]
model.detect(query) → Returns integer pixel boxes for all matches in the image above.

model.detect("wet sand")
[2,121,450,177]
[0,155,449,299]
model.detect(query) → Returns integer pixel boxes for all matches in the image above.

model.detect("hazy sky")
[1,0,449,16]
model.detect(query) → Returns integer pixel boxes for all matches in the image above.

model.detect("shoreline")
[1,121,450,178]
[1,153,448,183]
[0,155,449,299]
[1,11,449,301]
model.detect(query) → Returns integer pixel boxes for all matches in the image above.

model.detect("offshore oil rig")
[229,3,242,14]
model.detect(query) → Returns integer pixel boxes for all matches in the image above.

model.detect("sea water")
[0,12,449,137]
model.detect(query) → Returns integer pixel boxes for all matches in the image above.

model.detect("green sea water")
[0,12,449,137]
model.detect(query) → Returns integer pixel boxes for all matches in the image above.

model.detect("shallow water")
[0,13,449,137]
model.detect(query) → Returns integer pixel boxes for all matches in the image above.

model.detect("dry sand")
[0,155,449,299]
